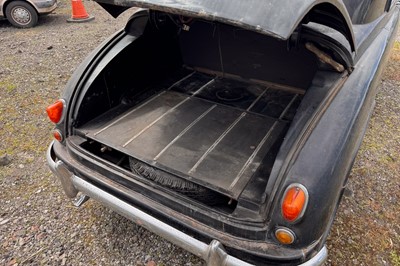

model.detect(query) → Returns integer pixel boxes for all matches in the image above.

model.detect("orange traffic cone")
[67,0,94,23]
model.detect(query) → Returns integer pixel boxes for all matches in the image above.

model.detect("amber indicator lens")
[275,228,295,245]
[53,130,63,142]
[46,100,64,123]
[282,185,307,222]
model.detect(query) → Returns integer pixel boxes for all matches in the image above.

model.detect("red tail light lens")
[46,100,64,124]
[281,184,308,222]
[53,129,63,142]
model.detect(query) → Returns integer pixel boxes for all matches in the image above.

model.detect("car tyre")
[129,157,226,205]
[5,1,38,28]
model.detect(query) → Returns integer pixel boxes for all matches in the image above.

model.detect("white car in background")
[0,0,57,28]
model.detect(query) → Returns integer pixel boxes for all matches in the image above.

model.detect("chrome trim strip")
[153,104,217,160]
[94,91,166,136]
[122,97,190,147]
[188,112,246,174]
[192,78,216,95]
[229,121,277,190]
[279,94,298,120]
[166,71,196,91]
[246,87,269,111]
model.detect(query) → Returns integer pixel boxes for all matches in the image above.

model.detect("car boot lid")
[94,0,356,51]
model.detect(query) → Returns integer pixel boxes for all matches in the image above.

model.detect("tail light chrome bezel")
[280,183,309,223]
[274,227,296,245]
[46,99,66,124]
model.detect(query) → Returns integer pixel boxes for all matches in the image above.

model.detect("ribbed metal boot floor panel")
[79,72,300,198]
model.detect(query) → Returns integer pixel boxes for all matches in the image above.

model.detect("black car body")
[46,0,399,265]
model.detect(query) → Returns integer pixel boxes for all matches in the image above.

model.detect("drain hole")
[215,88,244,102]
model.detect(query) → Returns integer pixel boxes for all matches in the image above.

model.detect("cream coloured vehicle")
[0,0,56,27]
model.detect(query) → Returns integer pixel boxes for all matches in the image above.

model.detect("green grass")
[0,81,17,92]
[391,250,400,266]
[393,40,400,50]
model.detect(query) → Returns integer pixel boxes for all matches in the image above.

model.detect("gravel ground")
[0,2,399,265]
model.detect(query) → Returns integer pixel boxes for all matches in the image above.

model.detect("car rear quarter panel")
[32,0,58,14]
[268,6,399,248]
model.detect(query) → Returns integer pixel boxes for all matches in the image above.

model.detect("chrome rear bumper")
[47,141,327,266]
